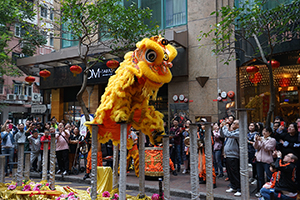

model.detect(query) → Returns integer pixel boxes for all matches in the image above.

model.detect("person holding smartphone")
[1,122,15,176]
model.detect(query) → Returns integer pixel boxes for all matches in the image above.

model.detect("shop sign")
[31,104,47,113]
[88,68,113,80]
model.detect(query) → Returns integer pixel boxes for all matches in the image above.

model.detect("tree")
[198,0,300,126]
[0,0,47,76]
[52,0,160,121]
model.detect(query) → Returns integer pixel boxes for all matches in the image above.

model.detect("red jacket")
[40,135,51,150]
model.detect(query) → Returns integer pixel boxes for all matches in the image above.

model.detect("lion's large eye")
[163,53,169,61]
[145,49,157,62]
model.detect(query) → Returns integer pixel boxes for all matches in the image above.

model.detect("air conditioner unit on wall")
[32,93,41,102]
[18,94,28,101]
[7,94,16,100]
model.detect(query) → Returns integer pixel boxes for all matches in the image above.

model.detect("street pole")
[205,123,213,200]
[138,131,145,197]
[49,132,56,190]
[239,110,250,200]
[0,154,9,183]
[112,144,119,190]
[163,135,170,200]
[42,140,49,181]
[190,124,199,200]
[119,123,128,200]
[91,125,99,200]
[17,143,25,186]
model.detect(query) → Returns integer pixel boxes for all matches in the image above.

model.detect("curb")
[30,173,240,200]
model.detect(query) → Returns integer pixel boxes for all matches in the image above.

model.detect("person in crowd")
[260,151,298,200]
[24,119,32,131]
[36,122,44,133]
[1,123,15,176]
[51,117,58,129]
[272,122,280,137]
[68,127,81,173]
[220,119,241,197]
[125,128,140,177]
[44,122,51,131]
[28,129,41,172]
[212,122,224,178]
[55,122,70,176]
[253,127,276,198]
[256,122,264,136]
[182,120,191,174]
[14,123,31,151]
[247,122,258,185]
[25,122,39,136]
[40,129,51,172]
[198,119,217,188]
[261,162,278,191]
[169,120,182,172]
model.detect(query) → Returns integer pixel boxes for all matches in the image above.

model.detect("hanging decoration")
[268,60,280,69]
[106,59,120,69]
[25,76,35,85]
[279,77,291,87]
[69,65,82,77]
[246,65,259,74]
[249,72,262,84]
[297,57,300,64]
[39,69,51,80]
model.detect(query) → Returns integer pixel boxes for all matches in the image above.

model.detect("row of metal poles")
[89,110,249,200]
[0,110,249,200]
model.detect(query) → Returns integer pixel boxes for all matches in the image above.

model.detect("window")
[40,6,47,18]
[61,21,79,48]
[50,8,54,20]
[123,0,187,29]
[0,79,3,94]
[14,84,32,96]
[50,33,54,46]
[14,24,25,37]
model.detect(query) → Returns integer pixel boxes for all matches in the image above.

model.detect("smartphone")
[9,124,13,129]
[280,121,284,127]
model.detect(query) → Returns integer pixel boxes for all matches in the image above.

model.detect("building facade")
[17,0,238,125]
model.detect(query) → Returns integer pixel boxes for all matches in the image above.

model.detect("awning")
[17,29,188,76]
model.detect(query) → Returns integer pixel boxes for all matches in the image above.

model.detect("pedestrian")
[220,119,241,197]
[1,123,15,176]
[68,127,81,173]
[247,122,258,185]
[28,129,41,172]
[253,127,276,198]
[260,151,298,200]
[40,129,51,172]
[182,120,191,174]
[212,122,224,178]
[14,123,31,151]
[55,122,70,176]
[169,120,182,172]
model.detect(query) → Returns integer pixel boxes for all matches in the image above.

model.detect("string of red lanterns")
[25,76,35,85]
[106,59,119,69]
[70,65,82,77]
[39,69,51,80]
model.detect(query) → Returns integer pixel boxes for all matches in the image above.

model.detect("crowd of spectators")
[167,114,300,198]
[0,117,91,177]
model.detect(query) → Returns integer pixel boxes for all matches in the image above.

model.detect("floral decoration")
[7,183,17,190]
[56,192,79,200]
[102,191,110,197]
[151,193,164,200]
[111,193,119,200]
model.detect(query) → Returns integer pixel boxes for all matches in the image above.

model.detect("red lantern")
[297,57,300,64]
[70,65,82,77]
[39,69,51,80]
[227,91,235,99]
[268,60,280,69]
[106,59,119,69]
[279,78,291,87]
[246,66,259,74]
[249,72,262,84]
[25,76,35,85]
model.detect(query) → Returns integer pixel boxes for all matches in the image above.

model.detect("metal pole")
[17,143,25,186]
[205,123,213,200]
[138,131,145,196]
[163,135,170,200]
[112,144,119,190]
[190,124,199,200]
[119,123,128,200]
[91,125,99,200]
[0,154,9,183]
[49,133,56,190]
[24,152,31,181]
[239,110,250,200]
[42,141,49,181]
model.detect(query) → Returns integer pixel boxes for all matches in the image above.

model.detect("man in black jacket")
[260,151,298,200]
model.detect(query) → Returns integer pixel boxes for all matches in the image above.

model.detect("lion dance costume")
[87,35,177,146]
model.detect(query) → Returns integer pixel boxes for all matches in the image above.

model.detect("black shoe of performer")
[83,173,90,180]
